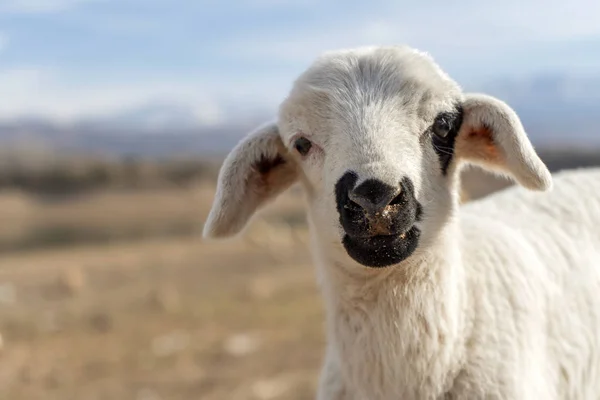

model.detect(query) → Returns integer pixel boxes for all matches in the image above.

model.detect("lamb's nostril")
[388,192,404,206]
[349,179,402,215]
[347,192,370,209]
[347,197,362,210]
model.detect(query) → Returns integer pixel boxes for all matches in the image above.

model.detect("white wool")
[203,45,600,399]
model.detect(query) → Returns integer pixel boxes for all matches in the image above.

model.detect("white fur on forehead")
[278,45,464,196]
[290,46,461,113]
[316,46,454,84]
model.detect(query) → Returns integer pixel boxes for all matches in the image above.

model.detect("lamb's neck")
[321,227,466,315]
[315,227,470,397]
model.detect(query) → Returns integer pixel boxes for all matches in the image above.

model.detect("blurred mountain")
[0,101,271,157]
[479,72,600,145]
[0,73,598,157]
[77,101,211,133]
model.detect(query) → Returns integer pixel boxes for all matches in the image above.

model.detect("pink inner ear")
[248,152,297,200]
[253,154,287,175]
[457,124,504,165]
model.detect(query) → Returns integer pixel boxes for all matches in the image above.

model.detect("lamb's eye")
[294,136,313,156]
[432,115,452,138]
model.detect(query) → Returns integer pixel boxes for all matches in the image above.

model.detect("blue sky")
[1,0,600,125]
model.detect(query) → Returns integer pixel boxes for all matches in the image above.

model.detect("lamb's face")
[203,46,552,270]
[278,47,463,267]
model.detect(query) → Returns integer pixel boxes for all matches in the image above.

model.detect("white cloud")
[0,67,284,125]
[218,0,600,69]
[461,0,600,40]
[0,0,104,13]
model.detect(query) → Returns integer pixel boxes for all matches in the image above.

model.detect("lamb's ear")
[203,122,298,239]
[455,94,552,191]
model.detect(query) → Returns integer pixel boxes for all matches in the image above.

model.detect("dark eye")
[432,115,452,138]
[294,136,313,156]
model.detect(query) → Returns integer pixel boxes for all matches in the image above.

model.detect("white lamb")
[203,45,600,399]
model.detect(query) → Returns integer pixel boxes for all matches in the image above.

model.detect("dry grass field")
[0,181,327,400]
[0,156,571,400]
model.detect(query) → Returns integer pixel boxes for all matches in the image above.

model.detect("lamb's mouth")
[342,226,421,268]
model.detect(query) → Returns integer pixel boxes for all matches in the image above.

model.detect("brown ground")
[0,184,326,400]
[0,167,511,400]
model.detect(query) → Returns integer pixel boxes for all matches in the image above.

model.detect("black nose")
[348,179,402,215]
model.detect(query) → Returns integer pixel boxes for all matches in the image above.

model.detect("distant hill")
[0,73,598,157]
[479,72,600,145]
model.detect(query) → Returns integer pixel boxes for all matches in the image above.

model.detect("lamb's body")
[317,168,600,399]
[459,167,600,399]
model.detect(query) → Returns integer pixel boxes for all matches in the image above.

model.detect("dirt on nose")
[365,204,401,236]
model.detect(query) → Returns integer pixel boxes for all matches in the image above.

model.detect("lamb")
[202,45,600,399]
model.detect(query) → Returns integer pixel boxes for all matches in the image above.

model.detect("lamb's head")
[203,46,552,268]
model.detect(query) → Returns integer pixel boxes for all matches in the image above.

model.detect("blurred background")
[0,1,599,399]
